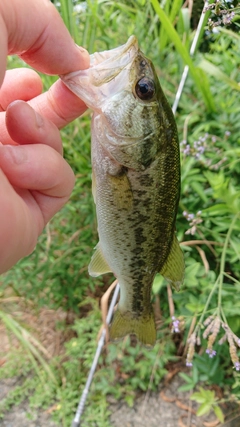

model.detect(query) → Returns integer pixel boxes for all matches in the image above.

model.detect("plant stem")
[218,213,240,311]
[195,277,219,336]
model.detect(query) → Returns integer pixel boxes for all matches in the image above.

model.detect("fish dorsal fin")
[160,235,184,291]
[88,243,112,277]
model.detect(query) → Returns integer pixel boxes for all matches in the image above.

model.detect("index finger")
[0,0,90,85]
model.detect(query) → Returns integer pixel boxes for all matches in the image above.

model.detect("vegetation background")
[0,0,239,426]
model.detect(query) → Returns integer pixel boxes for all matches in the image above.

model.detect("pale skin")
[0,0,90,273]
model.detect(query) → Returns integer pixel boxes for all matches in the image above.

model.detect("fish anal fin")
[160,235,184,291]
[110,309,156,347]
[88,243,112,277]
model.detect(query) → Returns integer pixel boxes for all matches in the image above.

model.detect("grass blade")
[0,310,58,385]
[198,58,240,91]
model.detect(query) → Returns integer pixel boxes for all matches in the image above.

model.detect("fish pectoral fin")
[160,235,184,291]
[108,171,133,211]
[88,243,112,277]
[110,309,156,347]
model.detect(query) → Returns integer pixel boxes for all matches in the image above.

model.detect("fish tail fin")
[109,309,156,347]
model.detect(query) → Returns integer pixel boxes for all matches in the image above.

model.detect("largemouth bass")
[61,36,184,346]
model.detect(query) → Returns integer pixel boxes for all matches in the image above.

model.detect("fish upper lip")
[89,35,138,68]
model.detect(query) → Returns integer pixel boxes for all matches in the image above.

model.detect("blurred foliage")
[0,0,240,426]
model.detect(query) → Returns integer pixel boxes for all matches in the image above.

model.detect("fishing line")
[71,3,209,426]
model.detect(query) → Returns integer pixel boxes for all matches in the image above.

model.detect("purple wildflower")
[234,362,240,371]
[183,144,191,156]
[206,348,217,358]
[172,316,180,333]
[223,11,235,25]
[188,213,195,221]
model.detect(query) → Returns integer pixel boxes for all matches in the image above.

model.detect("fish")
[60,36,184,346]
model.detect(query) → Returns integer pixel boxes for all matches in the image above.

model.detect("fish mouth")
[60,36,139,110]
[89,35,138,70]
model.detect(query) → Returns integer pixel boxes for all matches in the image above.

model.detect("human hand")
[0,0,90,273]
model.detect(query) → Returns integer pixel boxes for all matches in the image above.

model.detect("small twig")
[45,223,52,253]
[183,316,197,357]
[182,113,193,144]
[196,229,218,257]
[196,245,209,273]
[167,284,175,318]
[180,240,223,247]
[99,279,118,342]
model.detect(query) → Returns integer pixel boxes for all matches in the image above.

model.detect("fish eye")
[135,78,155,101]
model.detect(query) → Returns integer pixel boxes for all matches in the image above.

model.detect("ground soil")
[1,375,240,427]
[109,376,240,427]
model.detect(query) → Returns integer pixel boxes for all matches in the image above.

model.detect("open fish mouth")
[89,35,138,70]
[60,36,139,110]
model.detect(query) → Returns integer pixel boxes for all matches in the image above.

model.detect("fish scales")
[61,36,184,346]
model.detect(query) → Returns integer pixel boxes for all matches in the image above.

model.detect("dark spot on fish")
[140,59,147,68]
[139,172,154,187]
[133,189,148,197]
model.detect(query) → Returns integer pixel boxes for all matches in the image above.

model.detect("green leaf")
[191,181,208,203]
[184,262,201,286]
[202,204,230,216]
[159,0,183,51]
[152,274,165,294]
[186,303,205,313]
[196,402,212,416]
[199,58,240,92]
[213,405,224,423]
[178,372,194,383]
[178,383,195,392]
[177,8,190,38]
[219,27,240,41]
[190,391,206,404]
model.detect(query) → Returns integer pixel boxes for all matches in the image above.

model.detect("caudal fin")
[109,309,156,347]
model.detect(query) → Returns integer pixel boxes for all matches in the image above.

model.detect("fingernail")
[75,44,90,69]
[33,109,44,128]
[0,145,27,165]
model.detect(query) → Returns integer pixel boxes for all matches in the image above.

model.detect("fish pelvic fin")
[109,309,156,347]
[88,243,112,277]
[160,234,184,291]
